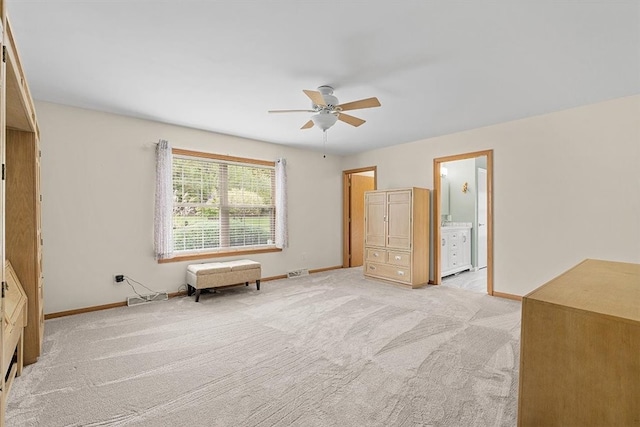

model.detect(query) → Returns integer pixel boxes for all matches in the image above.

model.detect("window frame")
[158,148,281,264]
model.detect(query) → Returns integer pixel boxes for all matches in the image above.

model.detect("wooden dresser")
[363,188,430,288]
[518,259,640,426]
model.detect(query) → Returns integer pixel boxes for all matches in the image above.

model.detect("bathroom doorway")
[433,150,493,294]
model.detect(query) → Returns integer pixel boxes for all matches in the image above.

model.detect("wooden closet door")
[349,175,374,266]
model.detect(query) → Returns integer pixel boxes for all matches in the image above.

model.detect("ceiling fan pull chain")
[323,130,327,158]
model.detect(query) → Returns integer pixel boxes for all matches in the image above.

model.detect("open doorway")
[342,167,377,267]
[433,151,494,295]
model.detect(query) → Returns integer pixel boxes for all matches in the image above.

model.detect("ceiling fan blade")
[301,120,314,129]
[268,109,316,113]
[338,113,366,127]
[303,89,327,106]
[337,97,381,111]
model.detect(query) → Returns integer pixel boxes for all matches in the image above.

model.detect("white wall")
[37,102,343,313]
[342,95,640,296]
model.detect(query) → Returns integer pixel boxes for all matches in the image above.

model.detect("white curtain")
[154,139,173,260]
[275,158,288,249]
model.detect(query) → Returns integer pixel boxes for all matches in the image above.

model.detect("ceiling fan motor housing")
[316,85,339,109]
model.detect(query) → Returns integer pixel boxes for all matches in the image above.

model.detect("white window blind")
[172,154,276,253]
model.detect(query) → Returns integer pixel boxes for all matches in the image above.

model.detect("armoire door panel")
[365,194,386,247]
[386,195,411,249]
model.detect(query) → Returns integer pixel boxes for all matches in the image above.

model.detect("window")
[171,149,276,255]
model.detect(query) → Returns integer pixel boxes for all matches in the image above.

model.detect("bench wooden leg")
[245,282,249,286]
[195,289,201,302]
[256,280,260,291]
[187,285,193,296]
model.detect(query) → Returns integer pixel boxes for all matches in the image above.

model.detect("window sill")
[157,247,282,264]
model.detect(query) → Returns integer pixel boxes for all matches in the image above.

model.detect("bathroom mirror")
[441,176,450,216]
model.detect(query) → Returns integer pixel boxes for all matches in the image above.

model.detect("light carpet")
[7,267,522,427]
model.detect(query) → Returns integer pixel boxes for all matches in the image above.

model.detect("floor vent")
[127,292,169,307]
[287,269,309,279]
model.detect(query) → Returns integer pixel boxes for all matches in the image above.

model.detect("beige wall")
[37,101,343,314]
[342,95,640,296]
[37,95,640,312]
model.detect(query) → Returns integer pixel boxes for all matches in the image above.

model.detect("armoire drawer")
[366,248,387,262]
[365,262,411,284]
[387,251,411,267]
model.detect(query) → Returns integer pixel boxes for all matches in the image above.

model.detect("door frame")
[342,166,377,268]
[433,150,494,294]
[476,167,488,269]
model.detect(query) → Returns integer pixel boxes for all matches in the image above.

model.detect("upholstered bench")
[186,260,261,302]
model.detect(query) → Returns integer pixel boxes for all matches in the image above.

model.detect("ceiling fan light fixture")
[311,112,338,131]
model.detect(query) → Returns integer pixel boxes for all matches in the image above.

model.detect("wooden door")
[386,190,412,249]
[349,175,374,266]
[365,191,386,247]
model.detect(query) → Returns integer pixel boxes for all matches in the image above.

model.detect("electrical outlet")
[115,274,124,283]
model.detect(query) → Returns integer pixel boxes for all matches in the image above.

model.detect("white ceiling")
[7,1,640,155]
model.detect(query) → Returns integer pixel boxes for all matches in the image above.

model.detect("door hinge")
[2,46,5,63]
[1,281,7,298]
[2,163,5,180]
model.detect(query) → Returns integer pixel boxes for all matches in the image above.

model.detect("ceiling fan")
[268,85,381,131]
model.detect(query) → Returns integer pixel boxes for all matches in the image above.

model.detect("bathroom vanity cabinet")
[441,224,472,277]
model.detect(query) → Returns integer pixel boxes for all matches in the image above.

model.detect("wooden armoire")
[0,3,43,424]
[363,188,430,288]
